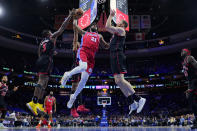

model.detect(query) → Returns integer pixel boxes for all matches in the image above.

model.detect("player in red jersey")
[61,19,109,109]
[36,91,56,128]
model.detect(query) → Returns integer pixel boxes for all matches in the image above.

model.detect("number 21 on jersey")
[91,37,97,43]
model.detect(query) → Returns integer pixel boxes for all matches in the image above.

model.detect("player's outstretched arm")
[188,56,197,69]
[51,9,75,39]
[99,34,109,49]
[44,96,47,109]
[105,9,125,35]
[73,19,86,35]
[73,26,80,51]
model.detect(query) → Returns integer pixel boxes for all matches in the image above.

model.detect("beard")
[91,28,97,32]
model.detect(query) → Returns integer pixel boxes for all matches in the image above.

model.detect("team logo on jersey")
[88,68,92,73]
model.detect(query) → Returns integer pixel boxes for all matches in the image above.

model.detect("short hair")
[122,20,128,28]
[42,29,51,37]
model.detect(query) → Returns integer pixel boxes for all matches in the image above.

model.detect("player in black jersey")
[181,48,197,129]
[0,75,18,128]
[26,9,75,116]
[105,9,146,114]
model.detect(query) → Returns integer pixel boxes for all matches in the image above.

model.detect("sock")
[48,120,51,125]
[73,72,89,99]
[32,96,38,103]
[39,120,42,124]
[132,93,141,102]
[127,95,134,105]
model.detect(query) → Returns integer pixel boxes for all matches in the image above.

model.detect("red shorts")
[77,48,95,74]
[45,107,52,114]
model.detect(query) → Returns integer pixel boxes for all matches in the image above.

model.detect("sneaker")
[61,72,70,86]
[137,98,146,113]
[36,124,41,128]
[71,108,79,118]
[37,103,45,112]
[67,94,76,109]
[129,101,138,115]
[0,123,8,128]
[26,101,38,116]
[48,124,52,128]
[77,105,90,112]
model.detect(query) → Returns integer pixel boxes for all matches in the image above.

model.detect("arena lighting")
[0,6,4,17]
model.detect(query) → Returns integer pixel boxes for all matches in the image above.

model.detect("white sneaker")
[67,94,76,108]
[0,123,8,128]
[61,72,70,86]
[129,101,138,115]
[137,97,146,113]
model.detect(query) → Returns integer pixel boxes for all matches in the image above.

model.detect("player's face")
[181,50,187,57]
[90,25,97,32]
[2,76,8,83]
[50,91,53,96]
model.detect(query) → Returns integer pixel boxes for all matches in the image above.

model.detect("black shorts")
[110,51,127,75]
[36,55,53,75]
[188,79,197,91]
[0,96,6,109]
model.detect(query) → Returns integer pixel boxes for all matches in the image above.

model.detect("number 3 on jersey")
[91,37,97,43]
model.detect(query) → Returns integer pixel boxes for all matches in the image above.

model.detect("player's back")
[40,38,55,57]
[81,32,100,52]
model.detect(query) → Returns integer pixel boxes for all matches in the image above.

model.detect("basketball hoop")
[102,100,107,108]
[97,0,106,4]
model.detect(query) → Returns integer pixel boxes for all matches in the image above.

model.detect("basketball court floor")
[0,127,196,131]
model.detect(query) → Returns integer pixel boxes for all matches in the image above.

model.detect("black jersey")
[182,56,197,81]
[110,34,126,52]
[39,38,55,57]
[0,82,8,97]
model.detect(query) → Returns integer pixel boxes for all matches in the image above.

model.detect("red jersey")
[81,32,100,52]
[45,96,55,108]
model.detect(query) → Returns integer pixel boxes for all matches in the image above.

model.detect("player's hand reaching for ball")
[110,9,116,17]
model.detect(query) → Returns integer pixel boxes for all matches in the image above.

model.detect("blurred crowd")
[1,110,196,127]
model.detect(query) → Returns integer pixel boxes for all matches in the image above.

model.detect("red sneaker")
[77,105,90,112]
[36,124,41,128]
[48,124,52,128]
[71,108,79,118]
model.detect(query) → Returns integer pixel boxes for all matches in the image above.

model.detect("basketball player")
[181,48,197,129]
[0,75,18,128]
[105,9,146,114]
[36,91,56,128]
[26,9,75,116]
[61,20,109,109]
[69,25,90,118]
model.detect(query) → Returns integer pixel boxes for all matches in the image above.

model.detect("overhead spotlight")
[0,6,4,17]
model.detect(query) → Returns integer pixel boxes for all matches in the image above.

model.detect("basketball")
[73,8,83,20]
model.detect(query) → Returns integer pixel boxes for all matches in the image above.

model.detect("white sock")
[73,71,89,98]
[39,120,42,124]
[69,61,87,76]
[48,120,51,125]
